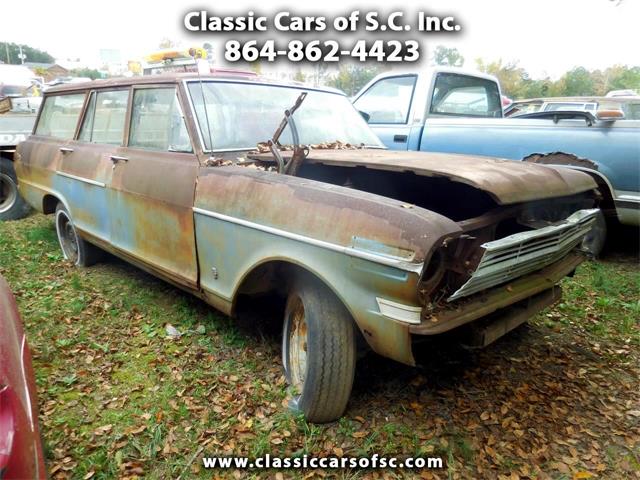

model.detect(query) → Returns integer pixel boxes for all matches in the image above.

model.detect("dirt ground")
[0,215,638,479]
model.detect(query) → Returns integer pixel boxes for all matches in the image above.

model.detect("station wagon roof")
[45,72,345,95]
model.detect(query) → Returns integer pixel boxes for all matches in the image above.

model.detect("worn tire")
[282,273,356,423]
[54,203,103,267]
[582,209,607,257]
[0,157,31,221]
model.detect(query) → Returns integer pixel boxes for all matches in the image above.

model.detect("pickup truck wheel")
[0,158,31,221]
[282,274,356,423]
[582,209,607,257]
[54,203,102,267]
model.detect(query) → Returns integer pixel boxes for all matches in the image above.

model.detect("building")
[24,62,69,82]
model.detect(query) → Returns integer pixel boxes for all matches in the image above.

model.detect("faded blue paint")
[51,174,111,241]
[194,211,418,365]
[417,117,640,195]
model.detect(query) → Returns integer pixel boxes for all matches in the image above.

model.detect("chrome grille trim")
[447,208,598,301]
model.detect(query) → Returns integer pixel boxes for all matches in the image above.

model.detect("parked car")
[606,89,639,98]
[43,77,92,90]
[505,96,640,119]
[16,73,600,422]
[0,275,46,479]
[352,69,640,254]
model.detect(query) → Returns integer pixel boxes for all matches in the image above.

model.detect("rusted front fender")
[193,166,462,365]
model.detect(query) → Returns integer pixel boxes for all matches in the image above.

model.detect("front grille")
[447,208,598,301]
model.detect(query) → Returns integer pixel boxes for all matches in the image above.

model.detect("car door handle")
[110,155,129,164]
[59,147,74,154]
[393,134,408,143]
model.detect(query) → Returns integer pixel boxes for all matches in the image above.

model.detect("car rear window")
[430,73,502,118]
[35,93,85,139]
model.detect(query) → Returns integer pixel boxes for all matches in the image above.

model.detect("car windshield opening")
[187,81,383,151]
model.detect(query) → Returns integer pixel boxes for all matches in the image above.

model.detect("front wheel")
[55,203,102,267]
[282,273,356,423]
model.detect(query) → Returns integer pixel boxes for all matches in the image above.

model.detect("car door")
[109,84,199,289]
[352,75,417,150]
[56,88,129,242]
[17,91,86,210]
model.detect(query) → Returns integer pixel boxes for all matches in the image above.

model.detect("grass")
[0,213,638,479]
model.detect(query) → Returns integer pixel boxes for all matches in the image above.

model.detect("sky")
[2,0,638,79]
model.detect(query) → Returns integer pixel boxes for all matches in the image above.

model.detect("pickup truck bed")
[353,68,640,230]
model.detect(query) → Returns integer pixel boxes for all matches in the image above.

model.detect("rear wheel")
[55,203,102,267]
[282,273,356,423]
[0,157,31,221]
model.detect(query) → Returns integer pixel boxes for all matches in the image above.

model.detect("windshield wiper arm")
[268,92,308,175]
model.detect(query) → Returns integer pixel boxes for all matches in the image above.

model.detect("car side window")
[430,73,502,118]
[129,88,192,153]
[78,90,129,145]
[35,93,85,139]
[353,76,417,124]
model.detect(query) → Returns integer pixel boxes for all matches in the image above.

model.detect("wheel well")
[233,259,366,352]
[522,152,616,217]
[232,261,314,334]
[42,194,59,214]
[585,172,615,213]
[233,260,319,310]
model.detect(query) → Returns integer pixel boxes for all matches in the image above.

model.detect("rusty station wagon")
[15,72,600,422]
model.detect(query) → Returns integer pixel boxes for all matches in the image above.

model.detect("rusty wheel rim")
[288,298,308,392]
[56,210,79,264]
[0,173,17,214]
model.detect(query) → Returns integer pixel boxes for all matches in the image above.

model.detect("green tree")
[70,68,105,80]
[475,58,529,98]
[603,65,640,92]
[293,69,306,82]
[0,42,54,65]
[433,46,464,67]
[250,61,262,75]
[325,65,383,96]
[557,67,596,96]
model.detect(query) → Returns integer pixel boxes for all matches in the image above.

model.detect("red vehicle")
[0,275,46,479]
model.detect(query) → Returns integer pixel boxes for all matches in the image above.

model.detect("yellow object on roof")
[145,47,207,64]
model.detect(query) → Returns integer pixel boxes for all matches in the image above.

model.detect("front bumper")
[410,251,584,335]
[448,208,598,301]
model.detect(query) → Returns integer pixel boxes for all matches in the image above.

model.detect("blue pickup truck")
[352,68,640,253]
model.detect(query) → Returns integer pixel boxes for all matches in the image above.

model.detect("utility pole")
[4,43,10,64]
[18,45,26,64]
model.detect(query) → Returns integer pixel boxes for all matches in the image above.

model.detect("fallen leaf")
[165,323,181,338]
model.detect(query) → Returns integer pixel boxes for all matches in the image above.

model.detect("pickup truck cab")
[353,69,640,246]
[353,67,503,151]
[16,73,599,422]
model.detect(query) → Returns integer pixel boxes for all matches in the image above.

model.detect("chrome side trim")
[55,170,106,188]
[193,207,424,273]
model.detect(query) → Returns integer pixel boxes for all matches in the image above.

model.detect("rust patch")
[523,152,599,170]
